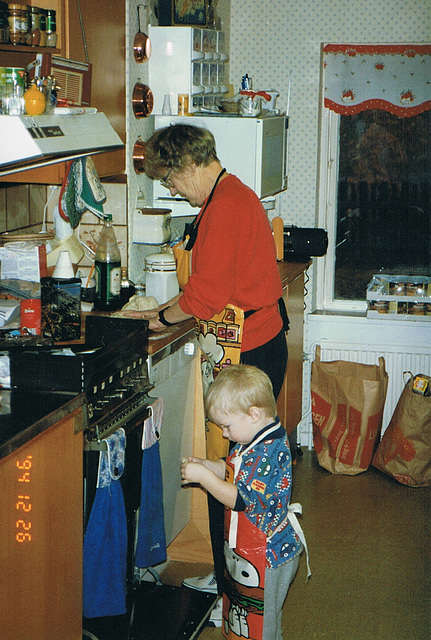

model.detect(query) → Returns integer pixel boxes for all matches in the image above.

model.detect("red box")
[20,299,41,335]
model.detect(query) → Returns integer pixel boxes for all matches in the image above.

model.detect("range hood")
[0,112,124,177]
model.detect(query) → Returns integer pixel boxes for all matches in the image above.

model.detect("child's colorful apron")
[173,168,245,460]
[222,423,279,640]
[222,425,312,639]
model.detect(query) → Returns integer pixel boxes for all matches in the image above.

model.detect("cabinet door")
[66,0,126,179]
[0,409,84,640]
[0,0,125,184]
[277,273,304,435]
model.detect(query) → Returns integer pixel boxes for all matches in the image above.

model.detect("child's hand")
[181,458,205,485]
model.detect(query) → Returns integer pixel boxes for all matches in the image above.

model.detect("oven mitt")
[75,156,107,220]
[83,428,128,618]
[135,400,167,568]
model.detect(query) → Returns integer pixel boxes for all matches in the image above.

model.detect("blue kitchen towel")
[83,429,128,618]
[135,401,167,568]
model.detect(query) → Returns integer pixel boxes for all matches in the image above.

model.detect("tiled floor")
[162,450,430,640]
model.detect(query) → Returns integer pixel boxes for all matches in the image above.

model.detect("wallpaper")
[126,0,429,282]
[229,0,430,227]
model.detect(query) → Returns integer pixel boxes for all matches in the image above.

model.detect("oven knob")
[107,392,124,400]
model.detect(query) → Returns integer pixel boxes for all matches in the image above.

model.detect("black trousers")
[208,328,288,595]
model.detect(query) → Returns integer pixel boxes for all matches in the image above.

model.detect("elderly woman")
[126,123,288,619]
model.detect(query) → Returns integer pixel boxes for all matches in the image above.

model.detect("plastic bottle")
[94,215,122,311]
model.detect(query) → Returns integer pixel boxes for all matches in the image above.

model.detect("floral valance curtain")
[323,44,431,117]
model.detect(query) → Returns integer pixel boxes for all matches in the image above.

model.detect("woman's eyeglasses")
[160,168,173,189]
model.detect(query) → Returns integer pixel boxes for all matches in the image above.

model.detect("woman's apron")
[222,425,311,640]
[173,168,245,460]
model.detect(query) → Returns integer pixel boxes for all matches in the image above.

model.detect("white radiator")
[301,315,431,449]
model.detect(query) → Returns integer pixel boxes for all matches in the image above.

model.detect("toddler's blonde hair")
[205,364,276,422]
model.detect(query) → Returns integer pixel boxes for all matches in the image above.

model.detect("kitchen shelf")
[0,44,60,54]
[0,0,126,184]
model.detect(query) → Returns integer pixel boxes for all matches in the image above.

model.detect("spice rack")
[148,25,230,114]
[0,0,62,56]
[367,274,431,320]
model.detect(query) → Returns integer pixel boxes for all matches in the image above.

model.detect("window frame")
[316,107,368,314]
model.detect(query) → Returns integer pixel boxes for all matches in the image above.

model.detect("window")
[317,44,431,312]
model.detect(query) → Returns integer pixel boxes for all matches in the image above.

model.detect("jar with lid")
[46,9,57,47]
[38,8,47,46]
[30,6,40,46]
[7,4,24,45]
[145,252,179,305]
[22,5,32,45]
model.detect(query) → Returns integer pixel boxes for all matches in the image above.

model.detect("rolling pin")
[272,216,284,261]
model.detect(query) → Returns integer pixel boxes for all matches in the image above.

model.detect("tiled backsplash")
[45,183,128,280]
[0,184,48,233]
[0,182,128,281]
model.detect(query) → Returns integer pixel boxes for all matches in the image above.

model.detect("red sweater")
[179,174,282,352]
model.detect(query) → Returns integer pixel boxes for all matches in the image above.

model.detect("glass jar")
[4,82,25,115]
[30,6,40,46]
[7,4,24,45]
[46,9,57,47]
[38,8,47,46]
[22,5,32,45]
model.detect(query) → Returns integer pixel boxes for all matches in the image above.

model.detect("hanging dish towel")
[83,428,128,618]
[59,156,107,228]
[135,398,167,568]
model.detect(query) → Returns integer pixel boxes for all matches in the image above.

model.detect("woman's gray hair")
[143,123,219,179]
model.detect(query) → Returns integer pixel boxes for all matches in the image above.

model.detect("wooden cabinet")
[167,262,308,564]
[65,0,126,179]
[0,405,85,640]
[0,0,125,184]
[277,265,306,437]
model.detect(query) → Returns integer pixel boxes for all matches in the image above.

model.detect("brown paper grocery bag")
[311,346,388,475]
[372,374,431,487]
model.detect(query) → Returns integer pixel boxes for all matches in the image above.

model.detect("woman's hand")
[116,294,191,333]
[119,306,166,332]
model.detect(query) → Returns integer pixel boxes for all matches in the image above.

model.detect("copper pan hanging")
[133,137,146,174]
[132,82,154,119]
[133,4,151,63]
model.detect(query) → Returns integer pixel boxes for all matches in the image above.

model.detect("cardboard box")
[366,274,431,320]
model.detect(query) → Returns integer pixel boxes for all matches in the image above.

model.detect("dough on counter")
[121,295,159,311]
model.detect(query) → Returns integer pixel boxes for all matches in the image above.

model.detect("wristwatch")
[158,307,175,326]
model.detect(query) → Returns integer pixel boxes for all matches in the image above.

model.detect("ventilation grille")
[55,69,83,105]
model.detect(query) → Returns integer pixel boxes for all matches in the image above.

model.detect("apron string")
[269,503,312,581]
[185,168,226,251]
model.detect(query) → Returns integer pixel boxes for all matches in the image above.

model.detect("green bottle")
[94,215,122,311]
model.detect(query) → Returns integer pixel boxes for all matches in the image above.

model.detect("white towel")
[142,398,164,450]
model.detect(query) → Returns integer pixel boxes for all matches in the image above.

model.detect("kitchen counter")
[147,261,309,354]
[0,390,86,460]
[278,260,311,287]
[0,261,307,462]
